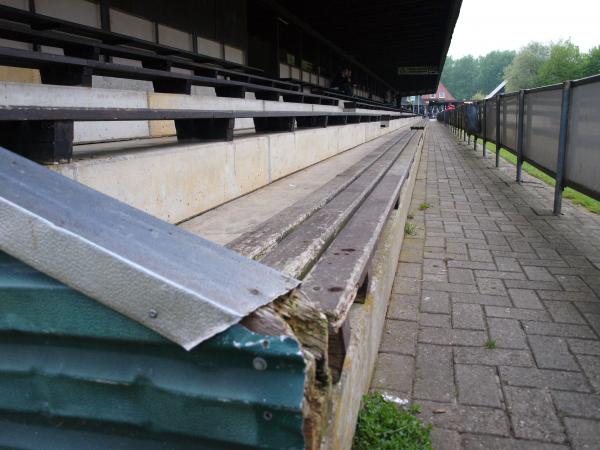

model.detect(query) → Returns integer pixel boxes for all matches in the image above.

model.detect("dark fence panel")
[522,87,562,175]
[485,98,496,143]
[500,94,518,152]
[436,74,600,214]
[566,80,600,199]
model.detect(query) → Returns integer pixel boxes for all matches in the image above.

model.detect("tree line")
[440,41,600,100]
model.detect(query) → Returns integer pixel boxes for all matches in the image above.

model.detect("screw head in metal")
[263,411,273,421]
[148,309,158,319]
[253,357,267,371]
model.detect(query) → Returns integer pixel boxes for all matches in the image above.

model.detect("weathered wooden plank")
[226,130,412,260]
[300,130,423,330]
[258,130,417,278]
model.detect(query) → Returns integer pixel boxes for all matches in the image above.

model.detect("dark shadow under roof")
[270,0,462,95]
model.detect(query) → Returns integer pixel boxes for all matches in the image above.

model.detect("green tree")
[536,40,584,85]
[477,50,516,94]
[471,90,485,100]
[581,45,600,77]
[504,42,550,91]
[441,55,479,100]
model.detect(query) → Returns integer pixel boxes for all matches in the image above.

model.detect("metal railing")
[438,74,600,214]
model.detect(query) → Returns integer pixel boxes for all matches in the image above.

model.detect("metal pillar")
[553,81,572,215]
[516,90,525,183]
[482,99,487,157]
[495,95,501,167]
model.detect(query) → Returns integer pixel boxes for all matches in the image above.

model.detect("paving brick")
[426,281,479,294]
[564,418,600,450]
[522,321,596,339]
[528,335,579,371]
[413,344,454,402]
[451,292,511,306]
[544,301,586,324]
[462,434,569,450]
[523,265,555,281]
[456,364,503,407]
[556,275,594,292]
[418,327,486,346]
[576,355,600,392]
[371,353,414,395]
[380,320,417,356]
[447,260,497,271]
[452,303,484,330]
[469,248,494,262]
[517,258,568,268]
[576,302,600,314]
[567,338,600,356]
[417,400,510,436]
[392,276,421,295]
[552,391,600,420]
[423,258,447,274]
[499,366,591,392]
[504,279,563,291]
[508,288,545,309]
[430,428,461,450]
[419,312,451,328]
[583,312,600,336]
[474,269,526,280]
[538,290,598,302]
[494,256,522,272]
[387,293,419,321]
[421,290,450,314]
[454,347,533,367]
[396,262,422,279]
[448,267,475,284]
[477,277,507,296]
[485,306,551,322]
[425,236,445,247]
[488,318,528,349]
[447,242,468,254]
[504,386,566,443]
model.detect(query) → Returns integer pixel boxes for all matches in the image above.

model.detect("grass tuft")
[418,202,431,211]
[485,339,497,350]
[404,222,417,236]
[354,393,433,450]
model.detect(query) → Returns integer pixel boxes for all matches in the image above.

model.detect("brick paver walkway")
[371,121,600,449]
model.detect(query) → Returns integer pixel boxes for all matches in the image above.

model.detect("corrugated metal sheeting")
[0,251,306,449]
[0,148,300,351]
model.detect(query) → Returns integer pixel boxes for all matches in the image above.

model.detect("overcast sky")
[448,0,599,58]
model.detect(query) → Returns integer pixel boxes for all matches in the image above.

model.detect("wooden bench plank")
[300,128,424,330]
[258,130,417,278]
[227,130,413,259]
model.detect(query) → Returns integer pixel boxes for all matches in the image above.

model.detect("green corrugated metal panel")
[0,252,306,449]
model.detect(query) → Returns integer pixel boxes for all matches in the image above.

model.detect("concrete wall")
[51,117,419,223]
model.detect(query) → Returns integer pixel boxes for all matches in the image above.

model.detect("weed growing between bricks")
[405,222,417,236]
[354,393,433,450]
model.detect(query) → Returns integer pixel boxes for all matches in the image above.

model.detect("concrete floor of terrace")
[371,121,600,449]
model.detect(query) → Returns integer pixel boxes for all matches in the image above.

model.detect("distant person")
[331,68,353,96]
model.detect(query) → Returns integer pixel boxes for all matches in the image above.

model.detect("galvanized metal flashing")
[0,147,300,350]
